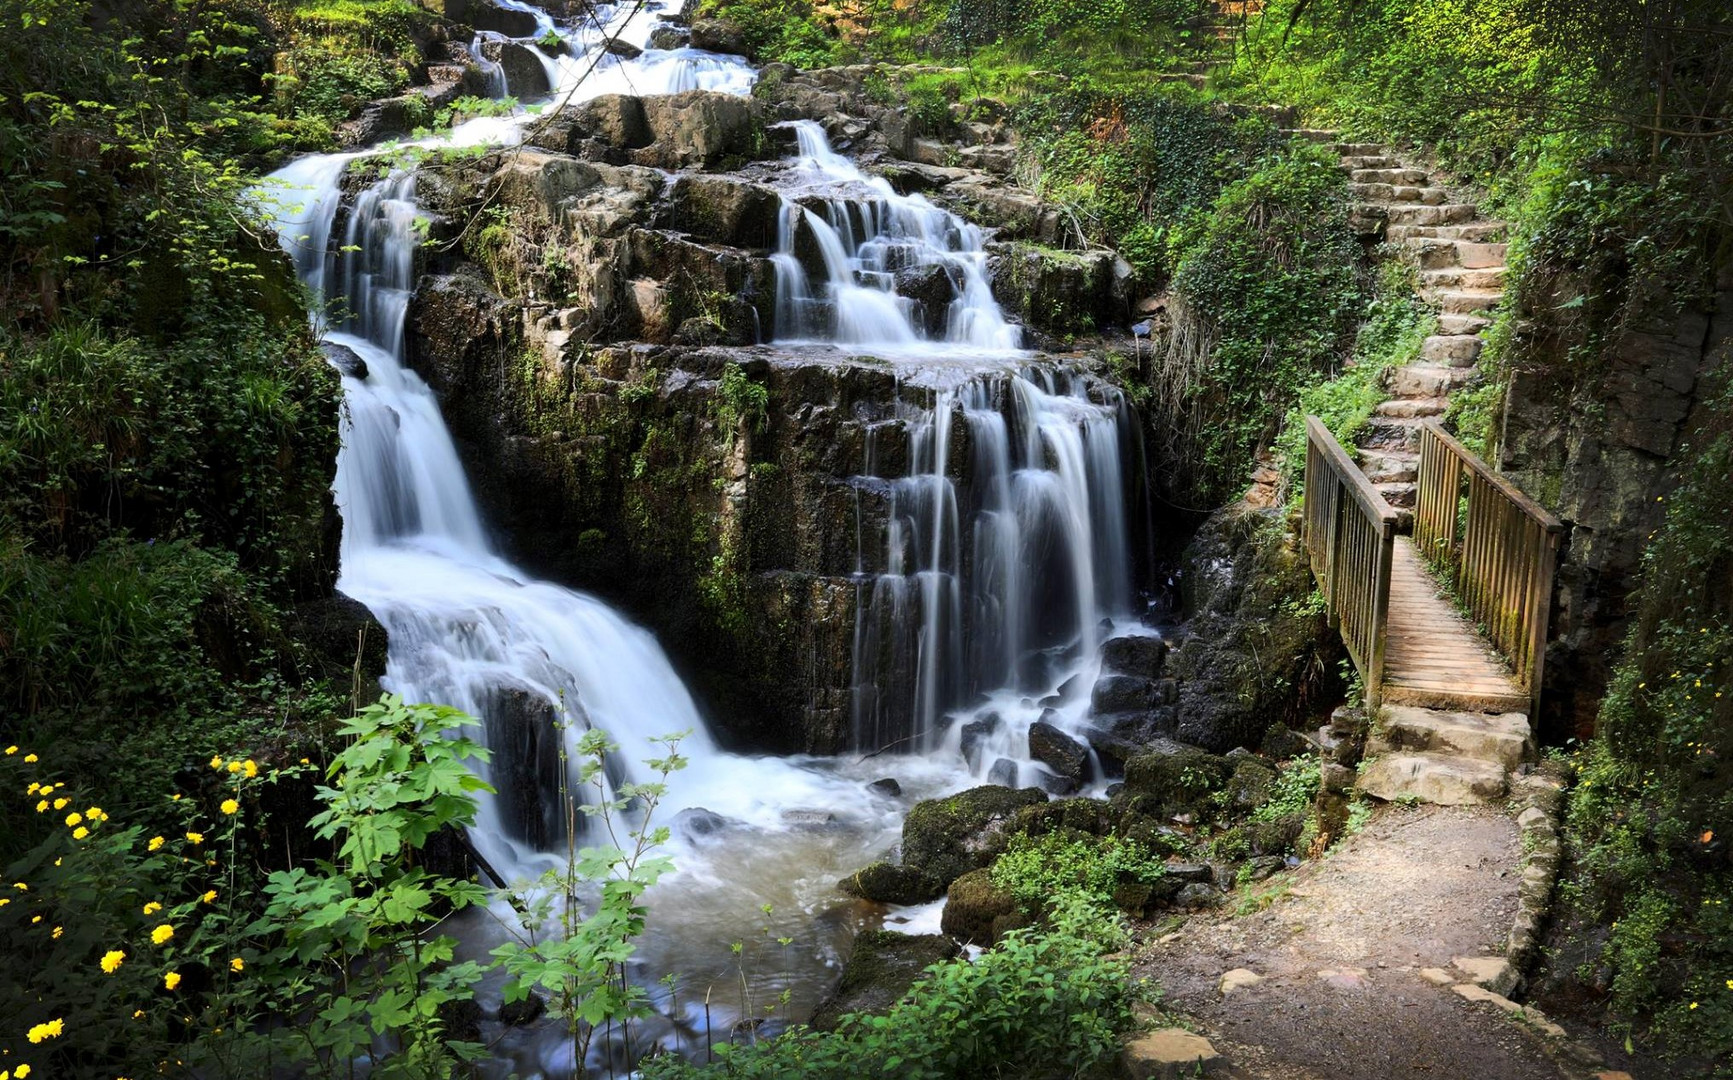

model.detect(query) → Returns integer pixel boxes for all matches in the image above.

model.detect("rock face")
[807,931,959,1031]
[1498,256,1733,741]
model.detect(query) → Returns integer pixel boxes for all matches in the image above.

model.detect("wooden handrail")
[1302,417,1397,713]
[1412,419,1563,717]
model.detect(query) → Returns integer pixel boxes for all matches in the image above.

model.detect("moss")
[901,785,1049,888]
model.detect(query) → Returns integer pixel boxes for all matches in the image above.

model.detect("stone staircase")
[1335,140,1510,523]
[1358,704,1533,805]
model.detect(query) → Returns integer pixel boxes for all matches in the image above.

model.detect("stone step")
[1422,266,1506,290]
[1340,155,1401,170]
[1407,238,1509,270]
[1419,334,1483,366]
[1351,183,1449,206]
[1358,751,1508,805]
[1335,141,1387,156]
[1374,395,1448,419]
[1362,415,1423,450]
[1436,313,1493,335]
[1375,480,1416,507]
[1285,128,1342,142]
[1386,363,1476,396]
[1369,705,1532,769]
[1387,222,1508,243]
[1351,167,1429,185]
[1359,448,1417,484]
[1433,289,1502,315]
[1385,203,1479,226]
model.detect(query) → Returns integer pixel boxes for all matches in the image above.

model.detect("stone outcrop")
[807,931,959,1032]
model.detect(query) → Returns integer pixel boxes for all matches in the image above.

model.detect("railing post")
[1326,477,1344,630]
[1528,528,1560,719]
[1366,516,1394,715]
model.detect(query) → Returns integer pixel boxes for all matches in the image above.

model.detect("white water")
[261,0,1150,1068]
[770,121,1022,354]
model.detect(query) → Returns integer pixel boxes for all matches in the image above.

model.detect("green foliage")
[1561,370,1733,1068]
[644,891,1135,1080]
[989,831,1165,912]
[716,361,770,433]
[1250,754,1321,824]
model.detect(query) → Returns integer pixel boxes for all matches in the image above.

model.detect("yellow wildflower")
[52,798,67,810]
[64,811,81,827]
[72,826,88,840]
[18,1066,32,1078]
[13,882,26,891]
[226,761,241,774]
[51,926,62,939]
[202,890,217,904]
[185,831,203,844]
[164,971,182,990]
[220,799,239,815]
[3,745,14,754]
[148,836,165,852]
[22,754,36,763]
[210,755,223,769]
[150,924,174,945]
[31,915,40,923]
[143,901,162,915]
[133,1010,143,1019]
[26,1017,62,1042]
[100,949,126,974]
[34,800,46,813]
[229,957,244,972]
[26,782,39,794]
[242,759,258,778]
[85,805,101,818]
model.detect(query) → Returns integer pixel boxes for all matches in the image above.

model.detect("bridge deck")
[1381,539,1528,713]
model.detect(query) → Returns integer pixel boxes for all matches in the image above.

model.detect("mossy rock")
[939,868,1021,944]
[901,785,1048,889]
[837,861,941,905]
[1224,756,1279,812]
[1009,796,1112,840]
[1122,747,1231,816]
[808,931,959,1032]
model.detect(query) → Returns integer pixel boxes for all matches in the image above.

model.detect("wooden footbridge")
[1302,416,1562,723]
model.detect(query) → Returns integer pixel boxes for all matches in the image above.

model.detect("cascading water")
[770,121,1021,353]
[849,369,1145,790]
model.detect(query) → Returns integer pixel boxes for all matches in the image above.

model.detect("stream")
[262,0,1153,1072]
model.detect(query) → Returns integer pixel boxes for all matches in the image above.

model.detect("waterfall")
[468,33,510,99]
[850,369,1142,791]
[770,121,1022,353]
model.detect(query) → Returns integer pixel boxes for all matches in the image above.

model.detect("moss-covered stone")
[807,930,959,1032]
[1224,756,1278,812]
[837,861,940,905]
[939,868,1021,944]
[901,785,1048,889]
[1122,747,1230,816]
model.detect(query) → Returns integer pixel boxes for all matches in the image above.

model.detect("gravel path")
[1133,804,1570,1080]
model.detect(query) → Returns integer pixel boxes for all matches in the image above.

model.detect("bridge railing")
[1412,419,1563,716]
[1302,416,1398,712]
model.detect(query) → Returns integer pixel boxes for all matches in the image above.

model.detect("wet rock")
[837,861,939,905]
[1030,769,1079,796]
[480,682,563,850]
[462,0,539,37]
[480,39,550,98]
[782,808,840,829]
[893,263,954,335]
[661,174,781,248]
[958,713,1002,771]
[689,17,749,56]
[671,806,735,840]
[1099,634,1168,677]
[1091,674,1158,714]
[572,93,653,149]
[808,931,959,1031]
[987,243,1127,338]
[987,757,1019,787]
[321,341,369,380]
[437,998,483,1043]
[868,777,902,797]
[648,26,690,50]
[636,90,762,169]
[499,991,547,1026]
[602,37,642,59]
[941,868,1022,944]
[288,591,387,697]
[1083,712,1180,771]
[1224,756,1278,811]
[1174,882,1221,909]
[1122,746,1230,815]
[1027,720,1089,781]
[901,785,1047,889]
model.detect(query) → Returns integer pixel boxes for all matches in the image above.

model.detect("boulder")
[648,26,690,50]
[986,757,1019,787]
[571,93,653,149]
[661,174,781,248]
[808,931,959,1032]
[462,0,539,37]
[480,682,564,850]
[635,90,762,169]
[321,341,369,380]
[499,991,547,1026]
[602,37,642,59]
[1083,713,1180,771]
[480,39,550,98]
[1121,1029,1225,1080]
[869,777,902,797]
[940,868,1023,944]
[671,807,735,841]
[1122,746,1230,814]
[1174,882,1221,909]
[958,713,1002,772]
[901,785,1047,889]
[689,17,750,56]
[1224,756,1278,811]
[837,861,939,905]
[893,263,955,335]
[1027,720,1089,781]
[1091,673,1158,714]
[1099,634,1168,677]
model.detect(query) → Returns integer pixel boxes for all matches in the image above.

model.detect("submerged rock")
[808,931,959,1031]
[868,777,902,797]
[958,713,1002,772]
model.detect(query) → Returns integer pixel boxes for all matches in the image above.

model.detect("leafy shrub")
[989,832,1165,911]
[280,43,408,126]
[643,891,1135,1080]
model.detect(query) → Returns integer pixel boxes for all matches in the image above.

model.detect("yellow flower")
[148,836,165,852]
[64,811,81,826]
[18,1065,33,1078]
[3,745,14,754]
[150,924,174,945]
[72,826,88,840]
[133,1009,143,1019]
[210,755,223,769]
[26,1017,62,1042]
[1691,1001,1700,1010]
[171,793,182,801]
[100,949,126,973]
[85,805,101,818]
[220,799,239,815]
[164,971,182,990]
[0,899,8,908]
[13,882,26,891]
[31,915,40,923]
[51,926,62,939]
[22,754,36,763]
[185,831,203,845]
[229,957,244,972]
[143,901,162,915]
[202,890,217,903]
[34,800,46,813]
[226,761,241,774]
[26,782,39,794]
[52,798,68,810]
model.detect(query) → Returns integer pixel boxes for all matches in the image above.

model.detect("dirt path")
[1133,804,1570,1080]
